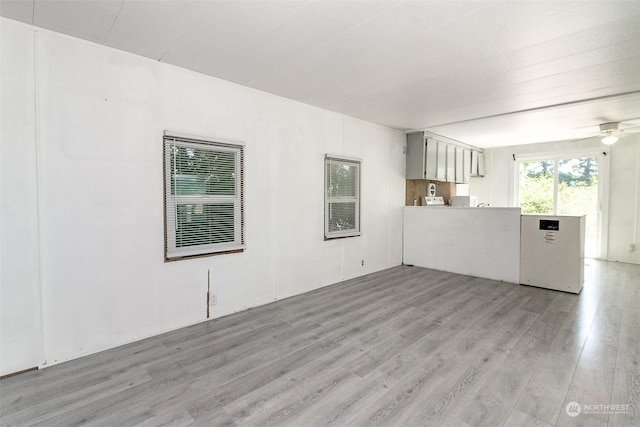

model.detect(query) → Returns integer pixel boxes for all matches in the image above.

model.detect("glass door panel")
[557,157,599,257]
[517,156,601,258]
[518,160,555,215]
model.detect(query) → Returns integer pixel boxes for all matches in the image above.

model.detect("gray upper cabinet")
[406,132,473,182]
[462,148,471,183]
[425,138,438,180]
[406,132,427,179]
[470,150,485,177]
[406,132,438,180]
[446,144,456,182]
[435,140,447,181]
[455,146,466,183]
[477,151,486,176]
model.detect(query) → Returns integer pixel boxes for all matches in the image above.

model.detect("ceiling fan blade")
[569,135,599,143]
[618,116,640,130]
[619,123,640,133]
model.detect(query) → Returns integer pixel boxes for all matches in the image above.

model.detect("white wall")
[0,19,405,375]
[471,135,640,264]
[404,207,521,283]
[608,135,640,263]
[0,21,43,375]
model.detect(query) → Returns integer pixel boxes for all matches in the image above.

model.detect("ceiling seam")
[418,90,640,131]
[104,0,126,43]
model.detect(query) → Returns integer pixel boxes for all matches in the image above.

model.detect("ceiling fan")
[599,122,621,145]
[576,119,640,145]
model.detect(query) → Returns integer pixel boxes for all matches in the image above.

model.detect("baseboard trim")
[0,366,38,380]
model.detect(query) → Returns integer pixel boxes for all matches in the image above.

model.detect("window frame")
[324,155,361,240]
[163,131,245,261]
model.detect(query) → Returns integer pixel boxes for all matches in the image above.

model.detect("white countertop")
[405,206,520,211]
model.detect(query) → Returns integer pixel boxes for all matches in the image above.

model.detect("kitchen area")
[404,132,585,293]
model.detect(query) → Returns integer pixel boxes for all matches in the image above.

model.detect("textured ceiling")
[2,0,640,147]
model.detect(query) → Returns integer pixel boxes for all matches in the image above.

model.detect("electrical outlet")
[361,260,365,266]
[631,243,637,253]
[209,293,217,306]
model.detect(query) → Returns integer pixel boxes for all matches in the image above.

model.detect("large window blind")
[164,132,245,260]
[325,155,361,239]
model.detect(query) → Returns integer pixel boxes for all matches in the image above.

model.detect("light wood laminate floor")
[1,260,639,426]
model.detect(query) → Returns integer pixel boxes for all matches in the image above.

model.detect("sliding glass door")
[517,154,605,258]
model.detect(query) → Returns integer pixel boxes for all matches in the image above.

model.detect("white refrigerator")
[520,215,585,294]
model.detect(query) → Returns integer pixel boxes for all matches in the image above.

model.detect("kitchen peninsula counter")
[403,206,521,283]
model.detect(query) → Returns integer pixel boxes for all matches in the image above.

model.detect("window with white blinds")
[325,155,361,239]
[164,132,245,260]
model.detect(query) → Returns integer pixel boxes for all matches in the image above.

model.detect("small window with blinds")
[164,132,245,260]
[325,155,361,239]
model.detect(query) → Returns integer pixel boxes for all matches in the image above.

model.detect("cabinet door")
[446,144,456,182]
[471,150,478,176]
[462,148,471,183]
[477,152,485,176]
[436,141,447,181]
[455,147,464,183]
[470,150,486,177]
[425,138,438,180]
[406,132,426,179]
